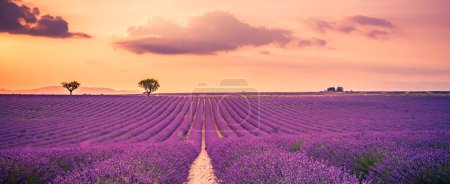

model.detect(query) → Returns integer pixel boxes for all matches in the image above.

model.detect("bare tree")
[139,78,160,96]
[61,81,80,95]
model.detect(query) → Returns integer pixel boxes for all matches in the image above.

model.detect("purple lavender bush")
[207,131,449,184]
[207,138,361,183]
[1,95,449,183]
[0,146,118,184]
[369,149,449,184]
[0,142,198,184]
[271,131,450,183]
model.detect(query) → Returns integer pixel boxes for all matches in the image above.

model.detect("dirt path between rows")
[187,123,218,184]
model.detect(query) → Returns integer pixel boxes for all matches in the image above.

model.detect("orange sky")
[1,0,450,92]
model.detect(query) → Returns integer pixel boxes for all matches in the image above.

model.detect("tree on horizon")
[139,78,160,96]
[61,81,80,95]
[327,87,336,92]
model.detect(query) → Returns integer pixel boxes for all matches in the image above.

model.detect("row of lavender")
[2,130,447,184]
[1,95,449,183]
[1,95,449,148]
[0,142,199,183]
[0,98,203,184]
[0,96,203,148]
[0,95,204,183]
[187,95,450,138]
[206,130,449,183]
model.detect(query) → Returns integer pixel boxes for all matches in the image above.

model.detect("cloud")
[297,38,327,48]
[348,15,395,28]
[116,11,324,55]
[260,50,271,55]
[306,15,396,39]
[0,0,90,38]
[305,19,333,34]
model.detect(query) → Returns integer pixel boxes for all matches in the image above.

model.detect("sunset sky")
[1,0,450,92]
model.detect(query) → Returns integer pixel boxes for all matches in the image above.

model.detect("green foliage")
[138,78,160,96]
[353,150,383,182]
[412,162,450,184]
[326,86,344,92]
[327,87,336,92]
[61,81,80,95]
[2,163,43,184]
[288,140,305,152]
[25,172,39,184]
[53,159,72,172]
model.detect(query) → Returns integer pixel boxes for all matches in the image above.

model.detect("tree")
[337,86,344,92]
[327,87,336,92]
[61,81,80,95]
[139,78,160,96]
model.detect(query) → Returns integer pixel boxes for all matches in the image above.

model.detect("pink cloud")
[116,11,326,55]
[348,15,395,28]
[306,15,397,40]
[298,38,327,48]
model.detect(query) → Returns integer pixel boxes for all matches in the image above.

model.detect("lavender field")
[0,94,449,183]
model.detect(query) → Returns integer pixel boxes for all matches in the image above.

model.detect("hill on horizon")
[0,86,141,95]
